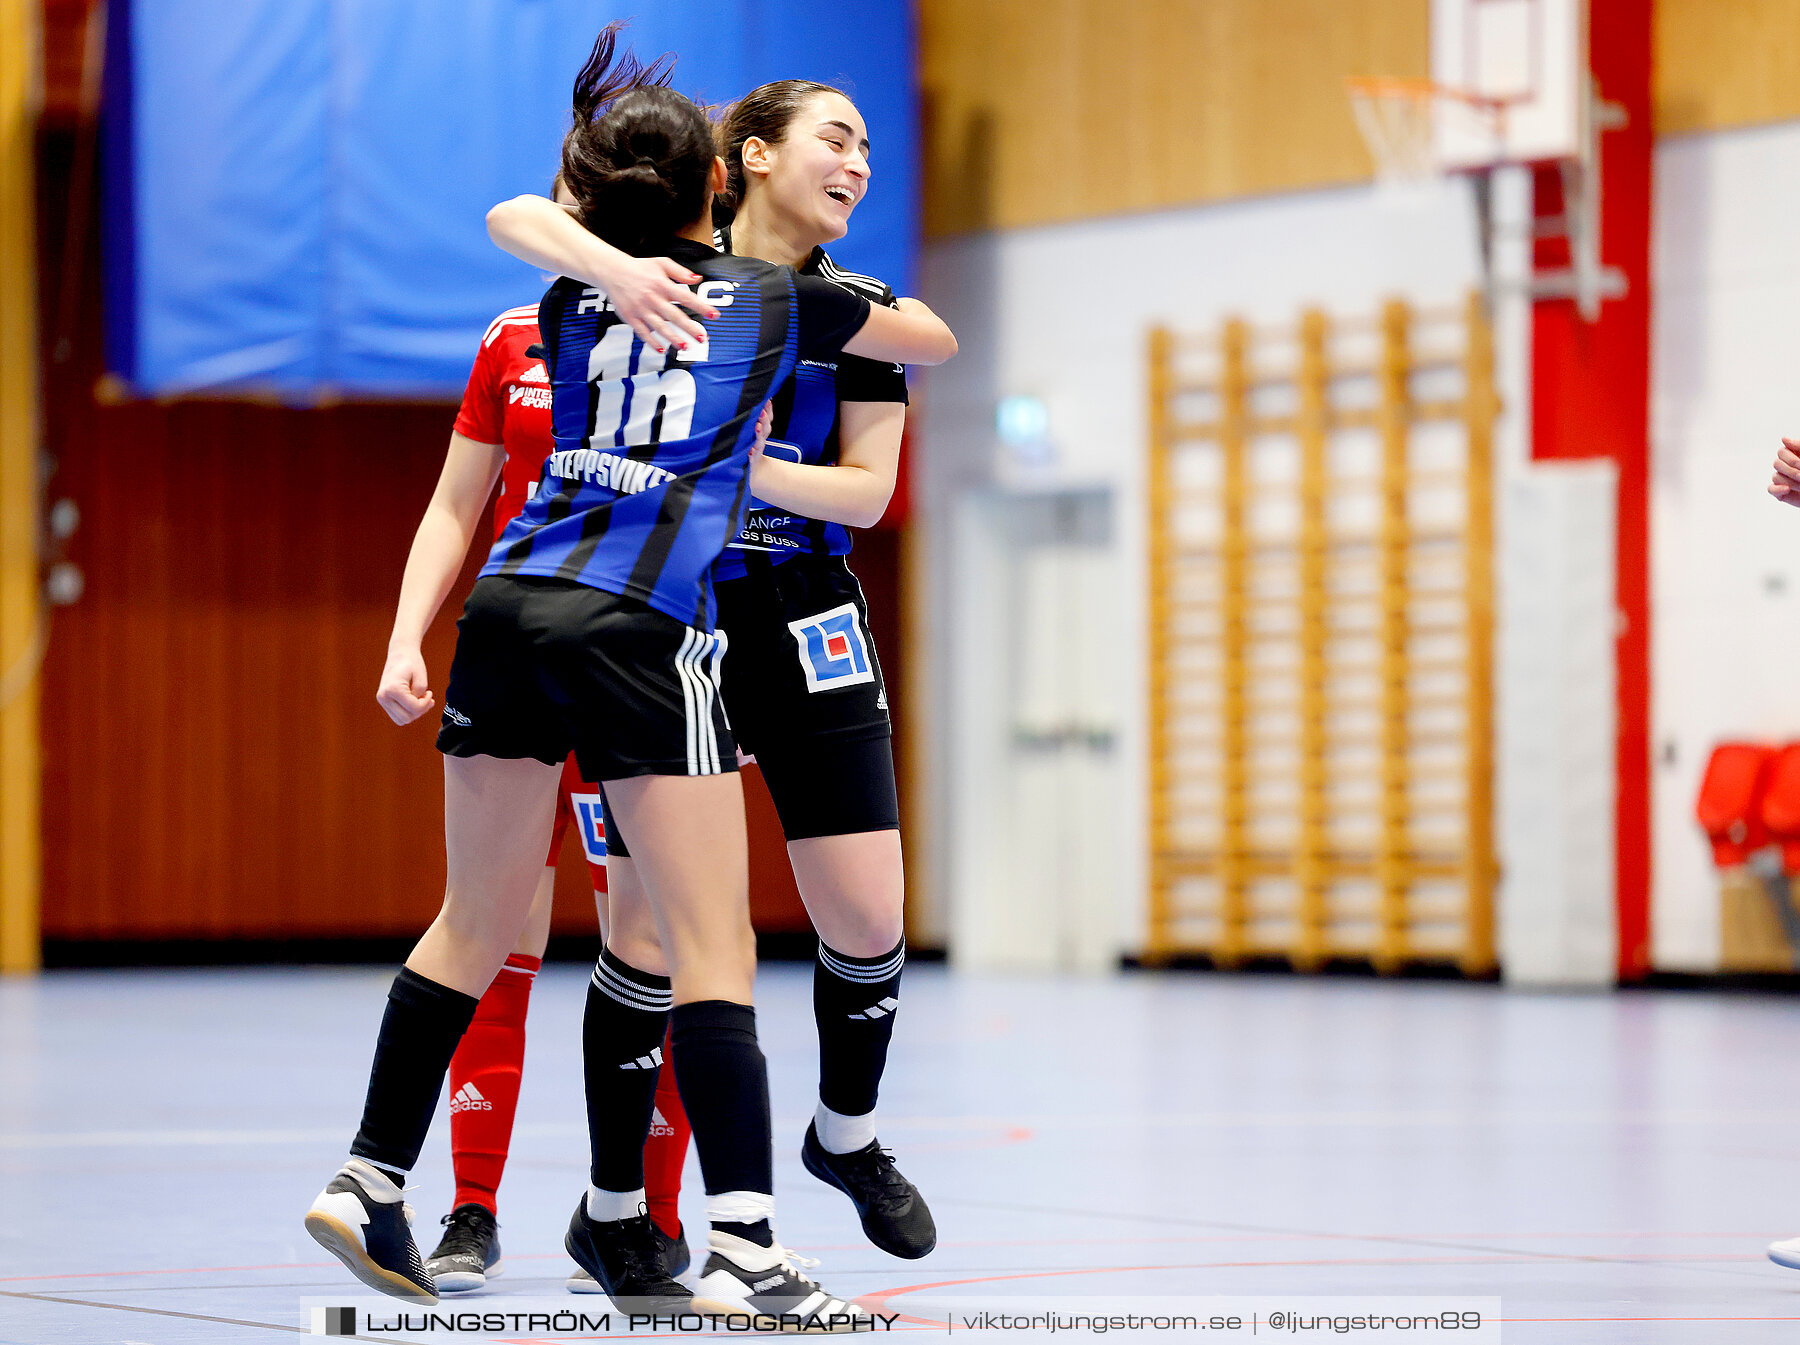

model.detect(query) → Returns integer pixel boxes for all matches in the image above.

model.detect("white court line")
[4,1108,1798,1150]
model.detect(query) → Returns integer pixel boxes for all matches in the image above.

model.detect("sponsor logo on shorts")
[571,792,607,864]
[443,706,472,727]
[789,602,874,693]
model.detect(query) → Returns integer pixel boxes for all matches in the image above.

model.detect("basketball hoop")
[1345,77,1510,187]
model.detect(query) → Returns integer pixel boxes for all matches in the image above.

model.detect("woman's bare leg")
[789,830,904,956]
[604,773,753,1003]
[603,854,669,975]
[406,755,562,996]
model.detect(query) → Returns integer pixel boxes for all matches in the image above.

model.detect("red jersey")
[453,304,555,540]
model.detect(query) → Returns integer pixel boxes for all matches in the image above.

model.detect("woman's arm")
[748,401,904,529]
[485,194,716,350]
[376,432,506,725]
[841,296,958,367]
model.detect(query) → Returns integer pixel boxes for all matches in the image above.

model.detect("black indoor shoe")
[305,1158,437,1304]
[564,1200,693,1313]
[801,1121,937,1259]
[567,1220,689,1292]
[425,1201,502,1293]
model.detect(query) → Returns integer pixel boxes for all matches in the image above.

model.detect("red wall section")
[1527,0,1654,978]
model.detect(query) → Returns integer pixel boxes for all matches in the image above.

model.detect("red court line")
[799,1230,1789,1256]
[859,1252,1771,1310]
[1506,1317,1800,1325]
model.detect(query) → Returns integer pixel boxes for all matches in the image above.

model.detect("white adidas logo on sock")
[621,1046,664,1070]
[449,1082,493,1113]
[849,996,899,1020]
[649,1105,676,1138]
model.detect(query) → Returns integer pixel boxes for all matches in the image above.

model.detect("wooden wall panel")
[921,0,1428,235]
[39,388,475,940]
[1654,0,1800,136]
[40,385,870,945]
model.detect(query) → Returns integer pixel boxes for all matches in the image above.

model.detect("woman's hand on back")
[485,194,717,352]
[377,646,436,726]
[608,255,719,353]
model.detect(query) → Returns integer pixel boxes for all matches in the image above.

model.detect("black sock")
[814,938,905,1118]
[349,967,481,1176]
[584,947,673,1195]
[671,999,774,1245]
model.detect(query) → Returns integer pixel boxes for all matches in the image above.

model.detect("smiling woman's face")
[745,91,871,245]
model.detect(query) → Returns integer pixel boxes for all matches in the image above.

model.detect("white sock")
[344,1156,405,1197]
[815,1102,877,1155]
[707,1189,778,1234]
[586,1185,646,1221]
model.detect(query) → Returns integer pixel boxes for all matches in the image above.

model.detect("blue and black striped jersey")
[712,233,908,582]
[480,238,870,631]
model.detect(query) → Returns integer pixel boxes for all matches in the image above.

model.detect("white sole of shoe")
[566,1270,606,1294]
[1769,1244,1800,1269]
[305,1207,437,1305]
[431,1260,502,1294]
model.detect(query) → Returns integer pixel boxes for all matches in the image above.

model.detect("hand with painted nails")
[485,193,719,353]
[1770,438,1800,508]
[604,254,718,353]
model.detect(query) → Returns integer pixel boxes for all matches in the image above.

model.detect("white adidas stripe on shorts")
[675,625,729,776]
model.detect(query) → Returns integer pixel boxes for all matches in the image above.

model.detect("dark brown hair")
[559,24,715,255]
[711,79,850,227]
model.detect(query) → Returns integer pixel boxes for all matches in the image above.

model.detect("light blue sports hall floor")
[6,963,1800,1342]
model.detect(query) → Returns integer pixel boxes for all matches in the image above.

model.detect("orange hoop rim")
[1343,75,1519,117]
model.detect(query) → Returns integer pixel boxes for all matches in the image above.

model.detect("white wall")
[914,181,1483,964]
[1651,120,1800,971]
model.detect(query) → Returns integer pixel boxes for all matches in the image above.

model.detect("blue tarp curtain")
[102,1,917,398]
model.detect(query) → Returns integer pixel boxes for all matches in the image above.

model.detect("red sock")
[643,1026,691,1237]
[447,952,539,1212]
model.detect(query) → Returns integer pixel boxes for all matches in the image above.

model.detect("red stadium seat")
[1696,742,1775,868]
[1758,744,1800,875]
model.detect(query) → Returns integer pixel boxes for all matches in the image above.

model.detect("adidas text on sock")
[350,967,481,1176]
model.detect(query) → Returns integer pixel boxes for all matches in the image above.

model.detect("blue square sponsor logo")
[571,793,607,864]
[788,601,874,693]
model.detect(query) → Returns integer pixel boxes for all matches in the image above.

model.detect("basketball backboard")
[1433,0,1585,169]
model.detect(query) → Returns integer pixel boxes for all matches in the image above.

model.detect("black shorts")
[436,576,736,781]
[717,552,890,754]
[604,733,898,852]
[605,552,898,850]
